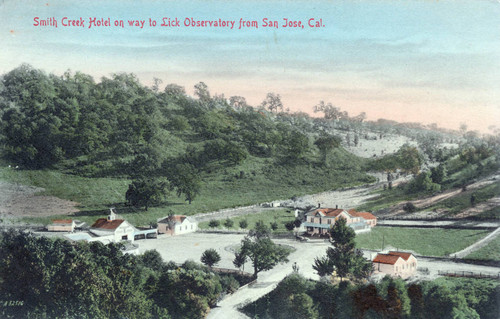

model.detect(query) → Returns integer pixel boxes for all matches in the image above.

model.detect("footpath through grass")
[198,208,295,232]
[465,235,500,261]
[356,226,491,257]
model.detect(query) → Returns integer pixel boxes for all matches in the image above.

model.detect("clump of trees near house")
[313,218,372,282]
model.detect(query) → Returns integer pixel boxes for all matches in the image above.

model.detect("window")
[121,235,128,240]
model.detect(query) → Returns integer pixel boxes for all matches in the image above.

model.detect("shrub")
[403,202,417,213]
[224,218,234,228]
[239,219,248,229]
[209,219,220,228]
[270,221,278,231]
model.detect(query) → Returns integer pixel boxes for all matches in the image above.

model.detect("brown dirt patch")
[0,181,80,218]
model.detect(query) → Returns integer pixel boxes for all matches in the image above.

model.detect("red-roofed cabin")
[372,251,418,278]
[157,215,197,236]
[90,210,136,242]
[47,219,75,232]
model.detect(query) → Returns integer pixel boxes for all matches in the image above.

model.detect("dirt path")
[455,196,500,218]
[381,172,500,217]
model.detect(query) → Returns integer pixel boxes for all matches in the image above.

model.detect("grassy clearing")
[465,235,500,261]
[198,208,295,232]
[355,227,491,256]
[1,163,372,227]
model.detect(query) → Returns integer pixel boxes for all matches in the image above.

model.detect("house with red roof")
[47,219,76,232]
[157,215,198,236]
[64,208,157,245]
[89,209,137,243]
[303,207,377,236]
[372,251,418,278]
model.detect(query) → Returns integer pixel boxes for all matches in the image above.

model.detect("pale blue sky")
[1,0,499,132]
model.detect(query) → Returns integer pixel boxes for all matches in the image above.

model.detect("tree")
[320,218,372,281]
[229,96,247,109]
[164,83,186,98]
[313,101,349,120]
[289,293,319,319]
[397,144,423,175]
[239,219,248,229]
[314,134,342,165]
[312,256,334,277]
[233,250,247,272]
[125,178,168,210]
[223,218,234,228]
[407,172,441,194]
[208,219,220,228]
[249,220,271,239]
[403,202,416,213]
[261,92,283,113]
[240,236,291,278]
[194,81,211,105]
[167,163,201,204]
[200,248,221,268]
[281,130,309,162]
[430,164,447,184]
[270,221,278,231]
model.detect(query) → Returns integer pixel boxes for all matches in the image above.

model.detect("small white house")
[89,210,136,242]
[157,215,197,236]
[372,251,418,279]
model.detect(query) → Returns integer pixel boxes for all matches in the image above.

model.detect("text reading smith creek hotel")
[33,17,325,29]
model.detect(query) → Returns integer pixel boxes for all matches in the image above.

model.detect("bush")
[239,219,248,229]
[223,218,234,228]
[219,275,240,294]
[403,202,417,213]
[285,221,295,231]
[209,219,220,228]
[270,221,278,231]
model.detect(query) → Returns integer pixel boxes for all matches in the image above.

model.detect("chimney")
[336,204,338,209]
[318,203,321,208]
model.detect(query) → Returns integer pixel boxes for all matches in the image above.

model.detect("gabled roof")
[388,251,414,261]
[52,219,73,224]
[373,253,402,265]
[349,210,377,220]
[158,215,189,224]
[91,218,124,230]
[309,208,346,217]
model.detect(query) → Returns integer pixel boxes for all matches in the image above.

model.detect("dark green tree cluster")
[369,144,423,175]
[0,230,246,319]
[243,275,499,319]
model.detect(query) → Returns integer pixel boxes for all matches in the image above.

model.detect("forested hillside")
[1,65,498,225]
[0,65,374,223]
